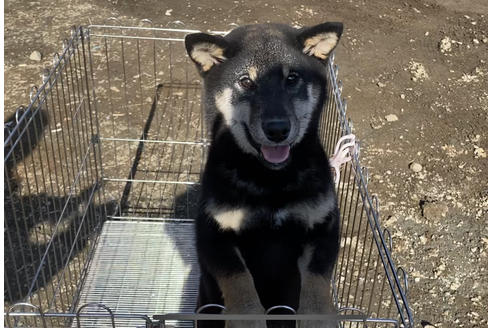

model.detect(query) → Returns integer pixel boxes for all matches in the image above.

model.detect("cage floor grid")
[75,220,198,327]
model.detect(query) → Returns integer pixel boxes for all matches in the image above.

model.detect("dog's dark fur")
[185,22,343,328]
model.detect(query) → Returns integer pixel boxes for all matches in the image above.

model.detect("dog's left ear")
[185,33,229,74]
[297,22,343,60]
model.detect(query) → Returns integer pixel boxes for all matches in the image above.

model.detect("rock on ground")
[422,201,449,221]
[410,162,423,172]
[409,61,430,81]
[439,37,452,52]
[385,114,399,122]
[29,50,42,61]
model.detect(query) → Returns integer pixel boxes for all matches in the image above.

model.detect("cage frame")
[4,23,414,328]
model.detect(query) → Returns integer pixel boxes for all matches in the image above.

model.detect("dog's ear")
[297,22,343,60]
[185,33,229,74]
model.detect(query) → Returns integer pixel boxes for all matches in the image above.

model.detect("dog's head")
[185,22,343,169]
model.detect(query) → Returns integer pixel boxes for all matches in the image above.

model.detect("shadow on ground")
[4,107,115,309]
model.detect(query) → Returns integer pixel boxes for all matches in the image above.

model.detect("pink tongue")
[260,145,291,164]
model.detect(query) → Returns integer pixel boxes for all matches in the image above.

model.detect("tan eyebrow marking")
[248,66,258,81]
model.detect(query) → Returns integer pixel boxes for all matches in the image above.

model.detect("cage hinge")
[91,134,100,144]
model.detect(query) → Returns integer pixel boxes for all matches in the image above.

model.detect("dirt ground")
[4,0,488,327]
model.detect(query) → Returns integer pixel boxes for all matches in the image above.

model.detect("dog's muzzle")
[262,119,291,143]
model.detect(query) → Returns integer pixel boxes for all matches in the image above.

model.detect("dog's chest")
[210,208,291,231]
[206,192,335,232]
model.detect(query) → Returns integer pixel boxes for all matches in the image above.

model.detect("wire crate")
[4,22,414,328]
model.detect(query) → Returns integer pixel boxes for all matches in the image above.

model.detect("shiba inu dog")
[185,22,343,328]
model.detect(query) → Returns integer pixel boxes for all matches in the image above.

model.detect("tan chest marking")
[206,204,248,231]
[207,192,334,232]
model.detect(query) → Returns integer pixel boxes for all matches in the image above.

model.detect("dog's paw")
[329,133,356,184]
[297,304,337,328]
[224,303,266,328]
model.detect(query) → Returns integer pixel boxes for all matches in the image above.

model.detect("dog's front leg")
[297,220,340,328]
[297,269,337,328]
[218,269,266,328]
[196,214,266,328]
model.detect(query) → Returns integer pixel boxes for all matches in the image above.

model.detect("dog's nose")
[262,119,291,142]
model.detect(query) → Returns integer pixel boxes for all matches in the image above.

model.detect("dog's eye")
[286,72,299,85]
[239,76,255,90]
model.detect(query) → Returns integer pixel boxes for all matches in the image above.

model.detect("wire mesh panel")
[319,59,412,327]
[4,24,413,328]
[87,23,206,221]
[4,27,106,327]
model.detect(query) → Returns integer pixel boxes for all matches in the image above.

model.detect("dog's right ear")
[185,33,229,74]
[297,22,343,61]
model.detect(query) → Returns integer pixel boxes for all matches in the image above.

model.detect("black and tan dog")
[185,22,343,328]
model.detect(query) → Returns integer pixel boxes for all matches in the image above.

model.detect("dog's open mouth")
[242,123,291,165]
[260,145,290,164]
